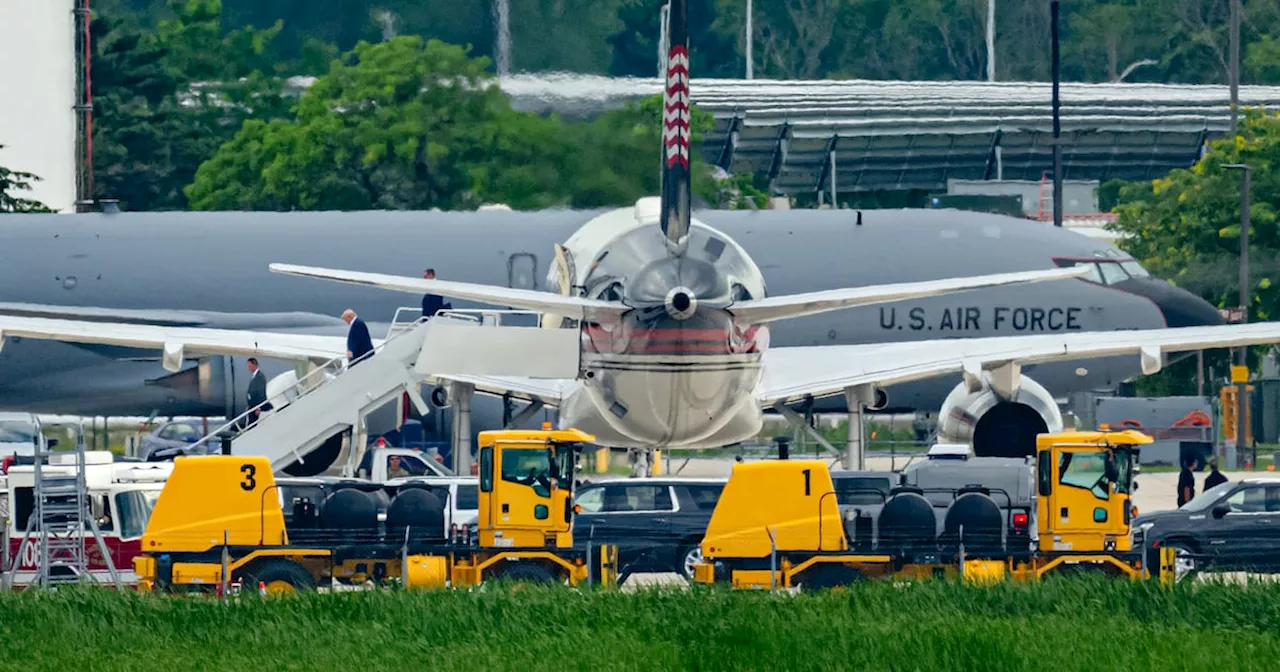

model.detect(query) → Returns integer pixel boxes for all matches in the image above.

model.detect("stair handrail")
[184,315,429,456]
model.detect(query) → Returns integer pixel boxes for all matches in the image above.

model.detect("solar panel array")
[500,74,1280,194]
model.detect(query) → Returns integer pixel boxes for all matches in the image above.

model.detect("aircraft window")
[1119,261,1150,278]
[1098,262,1130,285]
[731,284,753,302]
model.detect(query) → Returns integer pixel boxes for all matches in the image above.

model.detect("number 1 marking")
[802,468,811,496]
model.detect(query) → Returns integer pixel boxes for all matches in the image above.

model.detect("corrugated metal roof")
[501,75,1280,194]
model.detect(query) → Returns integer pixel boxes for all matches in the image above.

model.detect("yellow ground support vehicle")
[133,428,617,593]
[692,429,1176,590]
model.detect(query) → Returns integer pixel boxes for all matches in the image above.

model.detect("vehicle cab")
[1035,429,1146,553]
[4,452,172,585]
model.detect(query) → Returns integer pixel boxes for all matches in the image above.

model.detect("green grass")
[2,578,1280,670]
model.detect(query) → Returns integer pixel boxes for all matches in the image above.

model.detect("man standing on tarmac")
[1177,455,1198,508]
[421,268,451,320]
[1204,457,1229,490]
[343,309,375,365]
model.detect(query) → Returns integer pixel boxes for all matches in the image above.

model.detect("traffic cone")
[258,580,267,596]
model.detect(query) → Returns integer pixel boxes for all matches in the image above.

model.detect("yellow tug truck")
[133,428,617,593]
[692,429,1178,589]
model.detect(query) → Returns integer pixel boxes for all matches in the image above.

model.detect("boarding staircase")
[187,307,581,476]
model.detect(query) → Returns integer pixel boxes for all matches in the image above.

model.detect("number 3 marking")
[240,463,257,491]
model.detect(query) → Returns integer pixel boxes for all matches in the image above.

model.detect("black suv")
[1134,477,1280,577]
[573,478,725,579]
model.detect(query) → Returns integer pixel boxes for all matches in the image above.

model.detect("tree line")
[104,0,1280,84]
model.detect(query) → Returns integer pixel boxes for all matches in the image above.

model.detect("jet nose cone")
[1117,278,1224,328]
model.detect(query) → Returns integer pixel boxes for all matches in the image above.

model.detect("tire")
[797,564,865,593]
[240,559,316,595]
[677,544,703,580]
[497,562,557,584]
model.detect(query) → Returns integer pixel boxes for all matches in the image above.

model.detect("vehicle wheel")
[240,559,316,595]
[497,562,557,584]
[678,544,703,580]
[797,565,865,592]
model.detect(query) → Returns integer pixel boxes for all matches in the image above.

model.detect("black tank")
[386,487,446,538]
[941,492,1004,557]
[319,488,379,531]
[877,488,936,555]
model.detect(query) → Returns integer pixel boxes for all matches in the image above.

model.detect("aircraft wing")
[757,323,1280,406]
[0,316,349,372]
[270,263,625,321]
[0,314,573,404]
[730,266,1090,323]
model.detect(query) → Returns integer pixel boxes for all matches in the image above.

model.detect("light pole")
[1229,0,1241,134]
[745,0,753,79]
[986,0,995,82]
[1224,162,1252,464]
[1050,0,1062,227]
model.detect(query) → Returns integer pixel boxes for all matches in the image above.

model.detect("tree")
[1108,108,1280,392]
[91,1,318,210]
[1110,108,1280,320]
[186,37,577,211]
[0,146,53,213]
[609,0,739,77]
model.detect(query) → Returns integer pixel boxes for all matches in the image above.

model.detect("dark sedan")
[573,477,725,579]
[1134,477,1280,578]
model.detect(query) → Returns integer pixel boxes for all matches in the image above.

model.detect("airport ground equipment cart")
[692,429,1178,589]
[133,428,617,593]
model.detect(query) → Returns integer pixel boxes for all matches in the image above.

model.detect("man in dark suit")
[245,358,272,427]
[343,309,375,365]
[421,268,452,320]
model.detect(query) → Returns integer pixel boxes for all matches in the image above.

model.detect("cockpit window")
[1054,258,1146,286]
[1119,261,1149,278]
[1098,262,1130,286]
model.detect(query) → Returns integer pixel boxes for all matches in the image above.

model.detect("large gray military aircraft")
[0,203,1222,454]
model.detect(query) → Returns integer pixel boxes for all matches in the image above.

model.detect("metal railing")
[184,314,431,458]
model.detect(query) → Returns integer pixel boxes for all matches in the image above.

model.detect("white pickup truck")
[355,447,454,481]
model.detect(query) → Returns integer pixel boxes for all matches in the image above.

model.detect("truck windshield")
[0,421,37,446]
[501,443,576,497]
[115,489,163,539]
[1059,451,1109,500]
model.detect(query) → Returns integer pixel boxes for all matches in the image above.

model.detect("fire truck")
[2,452,172,587]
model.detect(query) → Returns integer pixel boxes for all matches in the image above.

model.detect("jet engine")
[935,368,1062,459]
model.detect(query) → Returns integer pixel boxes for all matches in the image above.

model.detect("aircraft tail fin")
[729,266,1092,324]
[659,0,691,250]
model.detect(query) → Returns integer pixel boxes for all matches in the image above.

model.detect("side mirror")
[47,438,59,449]
[1104,457,1119,482]
[1212,504,1230,519]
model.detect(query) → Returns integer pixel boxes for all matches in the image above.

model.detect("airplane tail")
[659,0,692,250]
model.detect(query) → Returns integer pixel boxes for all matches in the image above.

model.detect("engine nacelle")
[936,372,1062,459]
